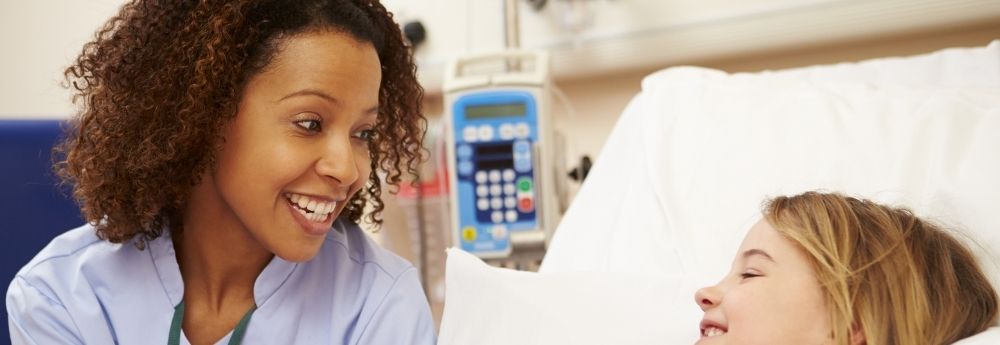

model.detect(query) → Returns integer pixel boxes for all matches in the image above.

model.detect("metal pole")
[503,0,520,50]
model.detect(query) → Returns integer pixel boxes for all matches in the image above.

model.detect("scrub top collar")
[148,229,298,308]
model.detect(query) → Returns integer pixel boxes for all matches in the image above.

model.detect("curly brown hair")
[57,0,425,247]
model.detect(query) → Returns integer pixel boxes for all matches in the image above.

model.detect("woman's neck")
[175,178,273,311]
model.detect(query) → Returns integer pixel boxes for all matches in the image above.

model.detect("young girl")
[6,1,434,344]
[695,192,998,345]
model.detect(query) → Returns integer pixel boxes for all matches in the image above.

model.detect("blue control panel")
[451,90,540,256]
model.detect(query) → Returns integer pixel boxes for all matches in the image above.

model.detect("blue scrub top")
[6,219,436,345]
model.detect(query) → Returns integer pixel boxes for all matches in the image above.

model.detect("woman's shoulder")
[14,223,149,289]
[7,225,173,345]
[17,224,104,276]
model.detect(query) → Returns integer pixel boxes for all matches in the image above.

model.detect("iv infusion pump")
[444,51,559,260]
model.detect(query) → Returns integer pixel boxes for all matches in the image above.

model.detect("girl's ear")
[849,323,866,345]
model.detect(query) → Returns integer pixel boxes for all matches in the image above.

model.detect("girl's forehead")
[739,220,803,263]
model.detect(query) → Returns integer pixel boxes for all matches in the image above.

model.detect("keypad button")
[491,211,503,223]
[476,185,489,197]
[457,144,473,159]
[462,227,477,242]
[491,225,507,239]
[463,126,478,143]
[503,183,515,196]
[477,198,489,211]
[491,197,503,210]
[490,184,502,196]
[518,197,534,212]
[514,159,531,173]
[478,125,494,141]
[458,161,473,175]
[515,123,530,138]
[502,169,515,182]
[475,171,488,183]
[499,124,514,140]
[517,177,533,192]
[505,210,518,222]
[505,197,516,209]
[488,170,501,183]
[513,140,530,154]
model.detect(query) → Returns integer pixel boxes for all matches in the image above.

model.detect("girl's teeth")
[704,327,725,337]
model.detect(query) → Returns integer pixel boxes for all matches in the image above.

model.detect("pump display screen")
[465,102,526,119]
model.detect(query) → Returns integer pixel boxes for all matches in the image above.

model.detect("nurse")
[6,0,434,344]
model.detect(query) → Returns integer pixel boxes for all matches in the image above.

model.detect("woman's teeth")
[703,326,726,337]
[286,193,337,222]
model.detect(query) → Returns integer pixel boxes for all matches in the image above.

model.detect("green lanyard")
[167,301,257,345]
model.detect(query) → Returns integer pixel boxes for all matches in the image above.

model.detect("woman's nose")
[694,286,720,311]
[315,138,361,185]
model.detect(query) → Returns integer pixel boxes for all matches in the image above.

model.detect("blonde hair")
[764,192,998,345]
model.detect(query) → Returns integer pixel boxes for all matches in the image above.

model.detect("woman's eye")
[295,119,322,132]
[354,129,375,141]
[739,272,761,280]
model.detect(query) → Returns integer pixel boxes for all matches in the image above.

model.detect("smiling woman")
[5,1,435,344]
[695,192,998,345]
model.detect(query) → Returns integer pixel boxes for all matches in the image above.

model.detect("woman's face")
[693,219,832,345]
[207,31,381,262]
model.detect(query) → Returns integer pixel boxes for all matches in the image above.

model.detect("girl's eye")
[295,119,322,132]
[739,272,761,280]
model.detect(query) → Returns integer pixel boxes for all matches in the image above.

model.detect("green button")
[517,178,533,191]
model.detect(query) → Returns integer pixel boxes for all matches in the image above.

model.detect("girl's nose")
[694,286,720,311]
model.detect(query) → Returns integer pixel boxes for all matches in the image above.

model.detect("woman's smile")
[284,192,340,236]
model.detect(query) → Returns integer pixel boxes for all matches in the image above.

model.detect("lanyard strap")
[168,301,257,345]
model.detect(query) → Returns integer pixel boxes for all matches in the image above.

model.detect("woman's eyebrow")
[279,89,379,116]
[742,248,775,262]
[278,89,339,104]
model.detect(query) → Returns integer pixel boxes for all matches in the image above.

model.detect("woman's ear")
[849,323,866,345]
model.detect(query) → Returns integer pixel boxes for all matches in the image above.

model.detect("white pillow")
[954,328,1000,345]
[441,248,1000,345]
[763,39,1000,88]
[544,40,1000,277]
[437,248,693,345]
[639,67,1000,294]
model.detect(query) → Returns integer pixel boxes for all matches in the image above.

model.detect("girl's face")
[207,31,381,262]
[693,220,833,345]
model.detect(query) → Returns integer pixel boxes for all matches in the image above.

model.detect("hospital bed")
[438,40,1000,344]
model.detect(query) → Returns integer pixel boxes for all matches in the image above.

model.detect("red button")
[518,197,534,212]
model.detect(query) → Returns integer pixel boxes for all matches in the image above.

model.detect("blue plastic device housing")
[451,90,541,256]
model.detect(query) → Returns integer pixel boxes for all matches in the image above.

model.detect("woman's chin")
[268,238,325,263]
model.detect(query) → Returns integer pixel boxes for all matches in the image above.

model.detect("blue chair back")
[0,120,84,344]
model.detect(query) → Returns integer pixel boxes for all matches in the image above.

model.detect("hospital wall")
[0,1,124,118]
[3,1,1000,127]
